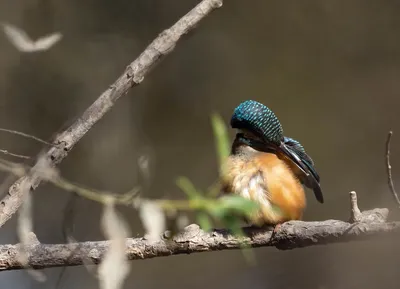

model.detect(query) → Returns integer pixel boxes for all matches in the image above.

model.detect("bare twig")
[0,149,30,159]
[0,158,139,205]
[0,210,397,271]
[0,128,53,146]
[385,131,400,207]
[0,158,243,217]
[0,0,223,227]
[349,191,362,223]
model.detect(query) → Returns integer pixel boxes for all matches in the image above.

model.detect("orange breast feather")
[255,154,306,222]
[221,153,306,225]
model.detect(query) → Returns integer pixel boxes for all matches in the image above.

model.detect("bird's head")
[230,100,283,149]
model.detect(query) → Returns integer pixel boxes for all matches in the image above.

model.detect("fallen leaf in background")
[139,200,166,242]
[99,200,131,289]
[1,22,62,52]
[17,179,46,282]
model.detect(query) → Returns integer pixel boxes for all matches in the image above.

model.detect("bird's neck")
[231,134,276,159]
[231,137,260,161]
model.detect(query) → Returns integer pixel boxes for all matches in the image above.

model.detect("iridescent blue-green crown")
[230,100,283,145]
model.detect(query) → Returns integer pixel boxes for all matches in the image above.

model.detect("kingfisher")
[220,100,323,227]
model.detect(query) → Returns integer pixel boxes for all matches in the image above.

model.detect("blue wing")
[283,137,323,203]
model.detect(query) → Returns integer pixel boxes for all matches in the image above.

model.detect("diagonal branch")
[0,208,398,271]
[0,0,223,227]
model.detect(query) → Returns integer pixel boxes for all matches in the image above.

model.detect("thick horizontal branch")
[0,208,398,271]
[0,0,223,227]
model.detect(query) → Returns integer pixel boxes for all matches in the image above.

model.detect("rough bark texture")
[0,208,397,271]
[0,0,223,227]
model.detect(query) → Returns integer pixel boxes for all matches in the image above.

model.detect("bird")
[220,100,323,227]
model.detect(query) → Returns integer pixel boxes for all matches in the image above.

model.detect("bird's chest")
[221,156,270,203]
[221,152,303,204]
[221,153,306,223]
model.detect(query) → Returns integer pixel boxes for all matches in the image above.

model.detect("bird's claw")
[273,223,281,233]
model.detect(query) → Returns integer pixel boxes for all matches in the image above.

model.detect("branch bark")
[385,131,400,208]
[0,208,398,271]
[0,0,223,227]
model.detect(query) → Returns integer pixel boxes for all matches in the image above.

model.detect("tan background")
[0,1,400,288]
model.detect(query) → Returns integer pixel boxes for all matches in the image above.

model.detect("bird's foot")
[273,223,281,233]
[270,223,282,239]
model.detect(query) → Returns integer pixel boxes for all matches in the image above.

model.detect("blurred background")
[1,0,400,288]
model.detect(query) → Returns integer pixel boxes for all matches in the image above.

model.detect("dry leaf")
[177,214,190,230]
[2,22,62,52]
[139,201,165,242]
[17,180,32,265]
[17,179,46,282]
[99,200,130,289]
[137,152,152,187]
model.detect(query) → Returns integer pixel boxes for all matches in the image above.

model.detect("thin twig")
[0,0,223,228]
[0,158,238,213]
[385,131,400,208]
[0,159,138,205]
[0,128,53,146]
[0,149,30,159]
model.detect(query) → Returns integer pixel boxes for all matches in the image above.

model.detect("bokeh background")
[1,0,400,288]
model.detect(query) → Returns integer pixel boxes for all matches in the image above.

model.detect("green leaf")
[218,195,259,216]
[221,215,244,237]
[271,204,284,217]
[210,113,230,168]
[205,181,221,198]
[196,212,213,232]
[176,176,201,199]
